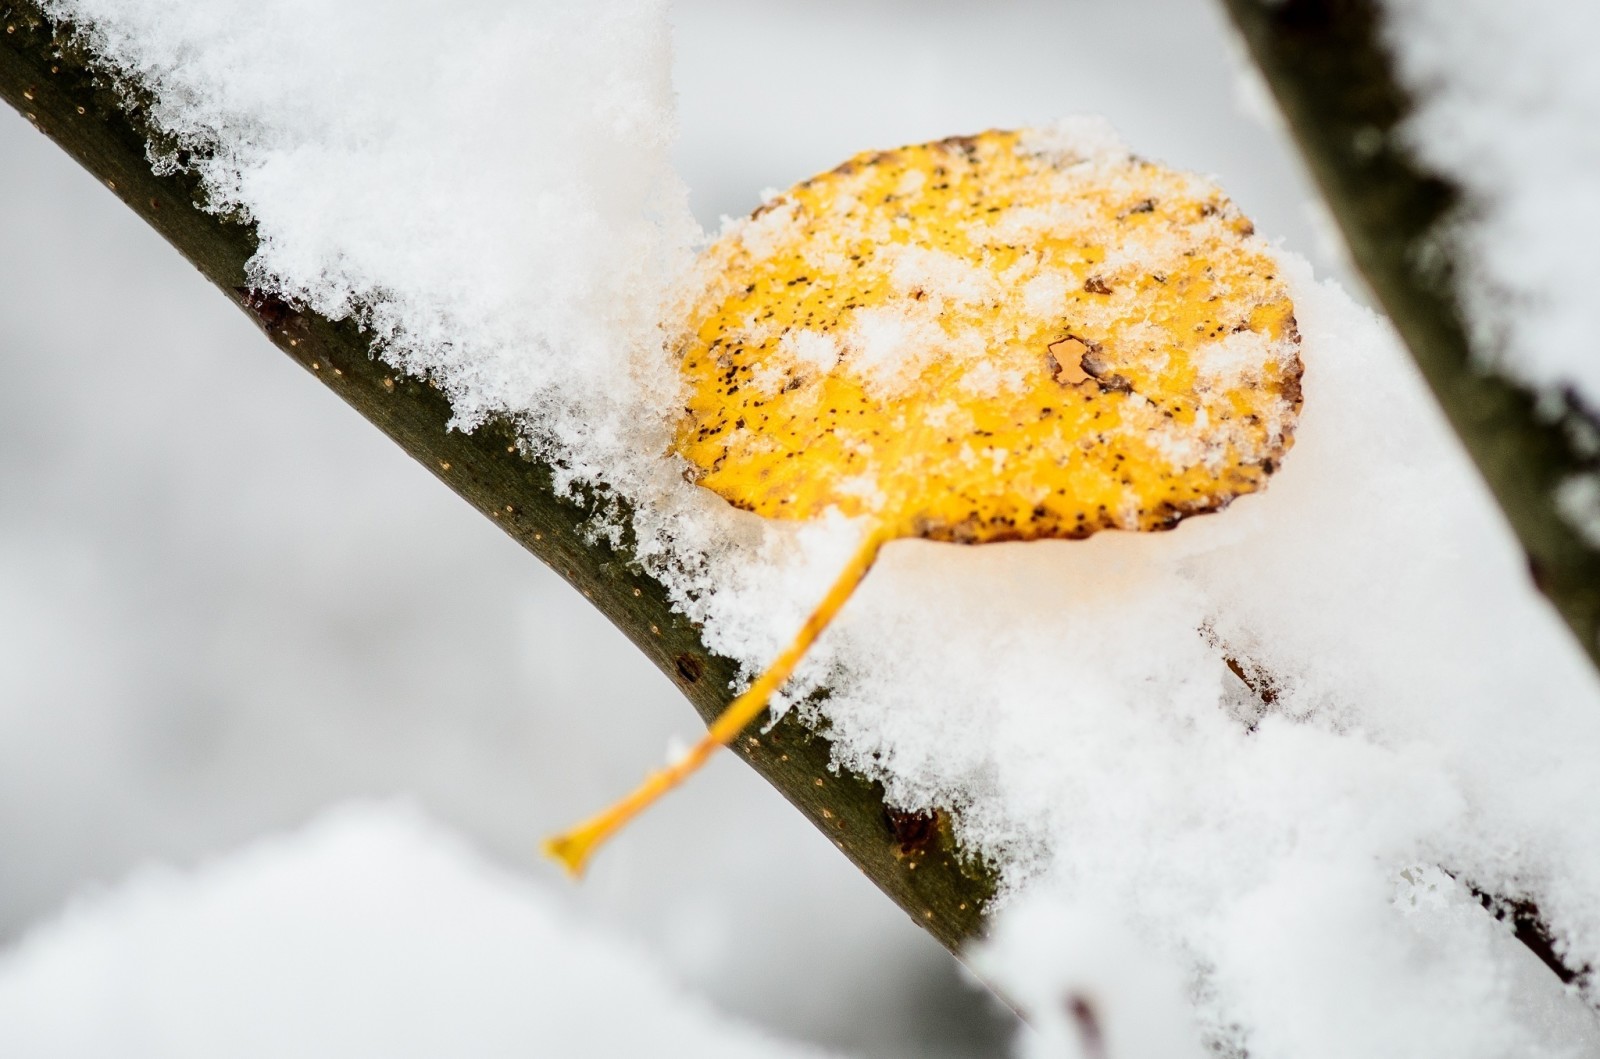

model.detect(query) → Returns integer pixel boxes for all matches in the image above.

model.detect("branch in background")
[1220,0,1600,673]
[0,1,995,952]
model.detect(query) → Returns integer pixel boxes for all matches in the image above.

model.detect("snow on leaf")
[546,126,1302,875]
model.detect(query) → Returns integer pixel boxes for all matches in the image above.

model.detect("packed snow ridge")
[33,0,1600,1055]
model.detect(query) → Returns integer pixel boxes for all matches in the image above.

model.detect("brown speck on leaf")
[885,807,940,856]
[1046,337,1093,386]
[1278,357,1305,406]
[1079,349,1134,395]
[936,134,979,156]
[1083,276,1113,295]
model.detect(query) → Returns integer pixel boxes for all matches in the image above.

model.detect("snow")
[0,803,838,1059]
[38,0,697,483]
[15,0,1600,1055]
[1379,0,1600,403]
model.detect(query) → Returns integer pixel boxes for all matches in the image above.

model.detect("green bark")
[0,1,995,952]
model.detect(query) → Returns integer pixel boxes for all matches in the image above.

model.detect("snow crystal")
[885,245,1001,307]
[1380,0,1600,403]
[1017,117,1132,168]
[39,0,698,485]
[777,329,843,377]
[1193,329,1275,388]
[34,1,1600,1054]
[839,306,955,400]
[0,804,837,1058]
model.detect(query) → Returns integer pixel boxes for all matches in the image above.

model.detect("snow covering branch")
[0,1,994,950]
[1221,0,1600,673]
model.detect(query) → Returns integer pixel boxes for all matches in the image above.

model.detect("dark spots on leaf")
[1079,349,1133,395]
[1083,275,1113,296]
[1278,366,1304,406]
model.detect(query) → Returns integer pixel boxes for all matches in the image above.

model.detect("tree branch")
[1220,0,1600,673]
[0,1,995,952]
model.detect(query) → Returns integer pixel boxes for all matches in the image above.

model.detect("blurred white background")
[0,1,1347,1053]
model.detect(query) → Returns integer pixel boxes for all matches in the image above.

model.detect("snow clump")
[0,803,840,1058]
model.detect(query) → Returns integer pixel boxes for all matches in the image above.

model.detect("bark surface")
[0,2,995,952]
[1222,0,1600,672]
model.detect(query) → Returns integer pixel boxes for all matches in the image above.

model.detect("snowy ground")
[0,802,843,1059]
[3,1,1598,1057]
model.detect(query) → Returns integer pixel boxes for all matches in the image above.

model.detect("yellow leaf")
[545,128,1302,876]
